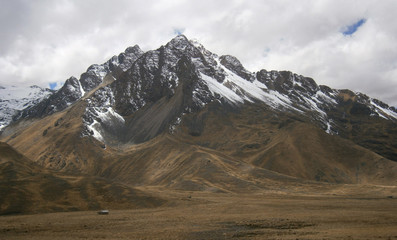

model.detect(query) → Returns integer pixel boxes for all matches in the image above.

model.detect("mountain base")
[1,186,396,240]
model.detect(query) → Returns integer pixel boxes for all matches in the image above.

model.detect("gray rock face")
[219,55,254,82]
[118,45,144,72]
[14,45,145,121]
[14,76,83,120]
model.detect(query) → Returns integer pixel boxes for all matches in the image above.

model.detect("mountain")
[7,35,397,159]
[0,85,54,131]
[12,45,144,121]
[1,35,397,198]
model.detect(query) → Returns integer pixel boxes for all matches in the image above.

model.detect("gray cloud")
[0,0,396,106]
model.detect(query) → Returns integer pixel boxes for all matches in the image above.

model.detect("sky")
[0,0,397,106]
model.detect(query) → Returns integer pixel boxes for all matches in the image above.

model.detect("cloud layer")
[1,0,396,106]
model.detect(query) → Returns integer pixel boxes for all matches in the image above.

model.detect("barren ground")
[1,188,397,240]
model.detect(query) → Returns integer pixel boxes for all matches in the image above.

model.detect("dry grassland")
[1,188,397,240]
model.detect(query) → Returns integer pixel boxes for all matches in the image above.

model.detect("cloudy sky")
[1,0,397,106]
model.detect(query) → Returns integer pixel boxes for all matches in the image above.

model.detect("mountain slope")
[0,142,165,215]
[11,35,396,161]
[3,98,397,188]
[14,45,144,121]
[173,102,397,185]
[1,35,397,189]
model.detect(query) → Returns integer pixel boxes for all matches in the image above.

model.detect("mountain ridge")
[10,35,397,127]
[0,85,54,131]
[1,35,397,216]
[1,35,397,183]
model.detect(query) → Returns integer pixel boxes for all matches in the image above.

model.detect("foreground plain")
[1,188,397,240]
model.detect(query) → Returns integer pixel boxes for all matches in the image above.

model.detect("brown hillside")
[2,100,396,190]
[0,142,165,215]
[175,102,397,185]
[2,100,112,174]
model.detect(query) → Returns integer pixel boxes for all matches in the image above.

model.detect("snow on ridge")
[315,90,337,105]
[200,73,243,104]
[0,85,53,131]
[0,85,51,102]
[370,100,397,120]
[303,96,328,118]
[215,62,304,112]
[222,67,266,102]
[199,66,302,113]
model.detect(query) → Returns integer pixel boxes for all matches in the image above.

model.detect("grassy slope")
[1,100,397,194]
[175,102,397,185]
[0,142,165,215]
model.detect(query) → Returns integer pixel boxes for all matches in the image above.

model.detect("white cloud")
[0,0,396,106]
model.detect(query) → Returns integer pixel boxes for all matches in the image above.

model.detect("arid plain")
[1,185,397,240]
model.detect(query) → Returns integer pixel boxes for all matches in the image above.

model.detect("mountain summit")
[1,35,397,190]
[0,85,53,131]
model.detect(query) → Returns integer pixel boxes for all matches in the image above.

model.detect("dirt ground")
[1,188,397,240]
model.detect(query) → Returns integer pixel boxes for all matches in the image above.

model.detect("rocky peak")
[219,55,254,82]
[0,85,54,131]
[64,76,80,88]
[165,35,191,50]
[80,64,107,92]
[125,45,143,54]
[256,70,319,95]
[14,76,83,120]
[8,36,397,146]
[117,45,144,72]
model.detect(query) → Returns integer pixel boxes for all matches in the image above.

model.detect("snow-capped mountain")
[0,85,54,131]
[7,35,397,161]
[2,35,397,192]
[14,45,144,121]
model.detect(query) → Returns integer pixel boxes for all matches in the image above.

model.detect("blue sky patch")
[49,82,57,90]
[262,47,271,57]
[173,28,185,35]
[342,18,367,36]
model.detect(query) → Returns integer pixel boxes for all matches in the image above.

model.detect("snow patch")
[169,117,182,133]
[0,85,53,130]
[200,73,244,104]
[78,80,85,97]
[303,96,328,118]
[87,120,104,142]
[92,107,124,123]
[221,67,267,102]
[84,106,125,142]
[325,119,336,134]
[315,90,337,105]
[370,100,397,120]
